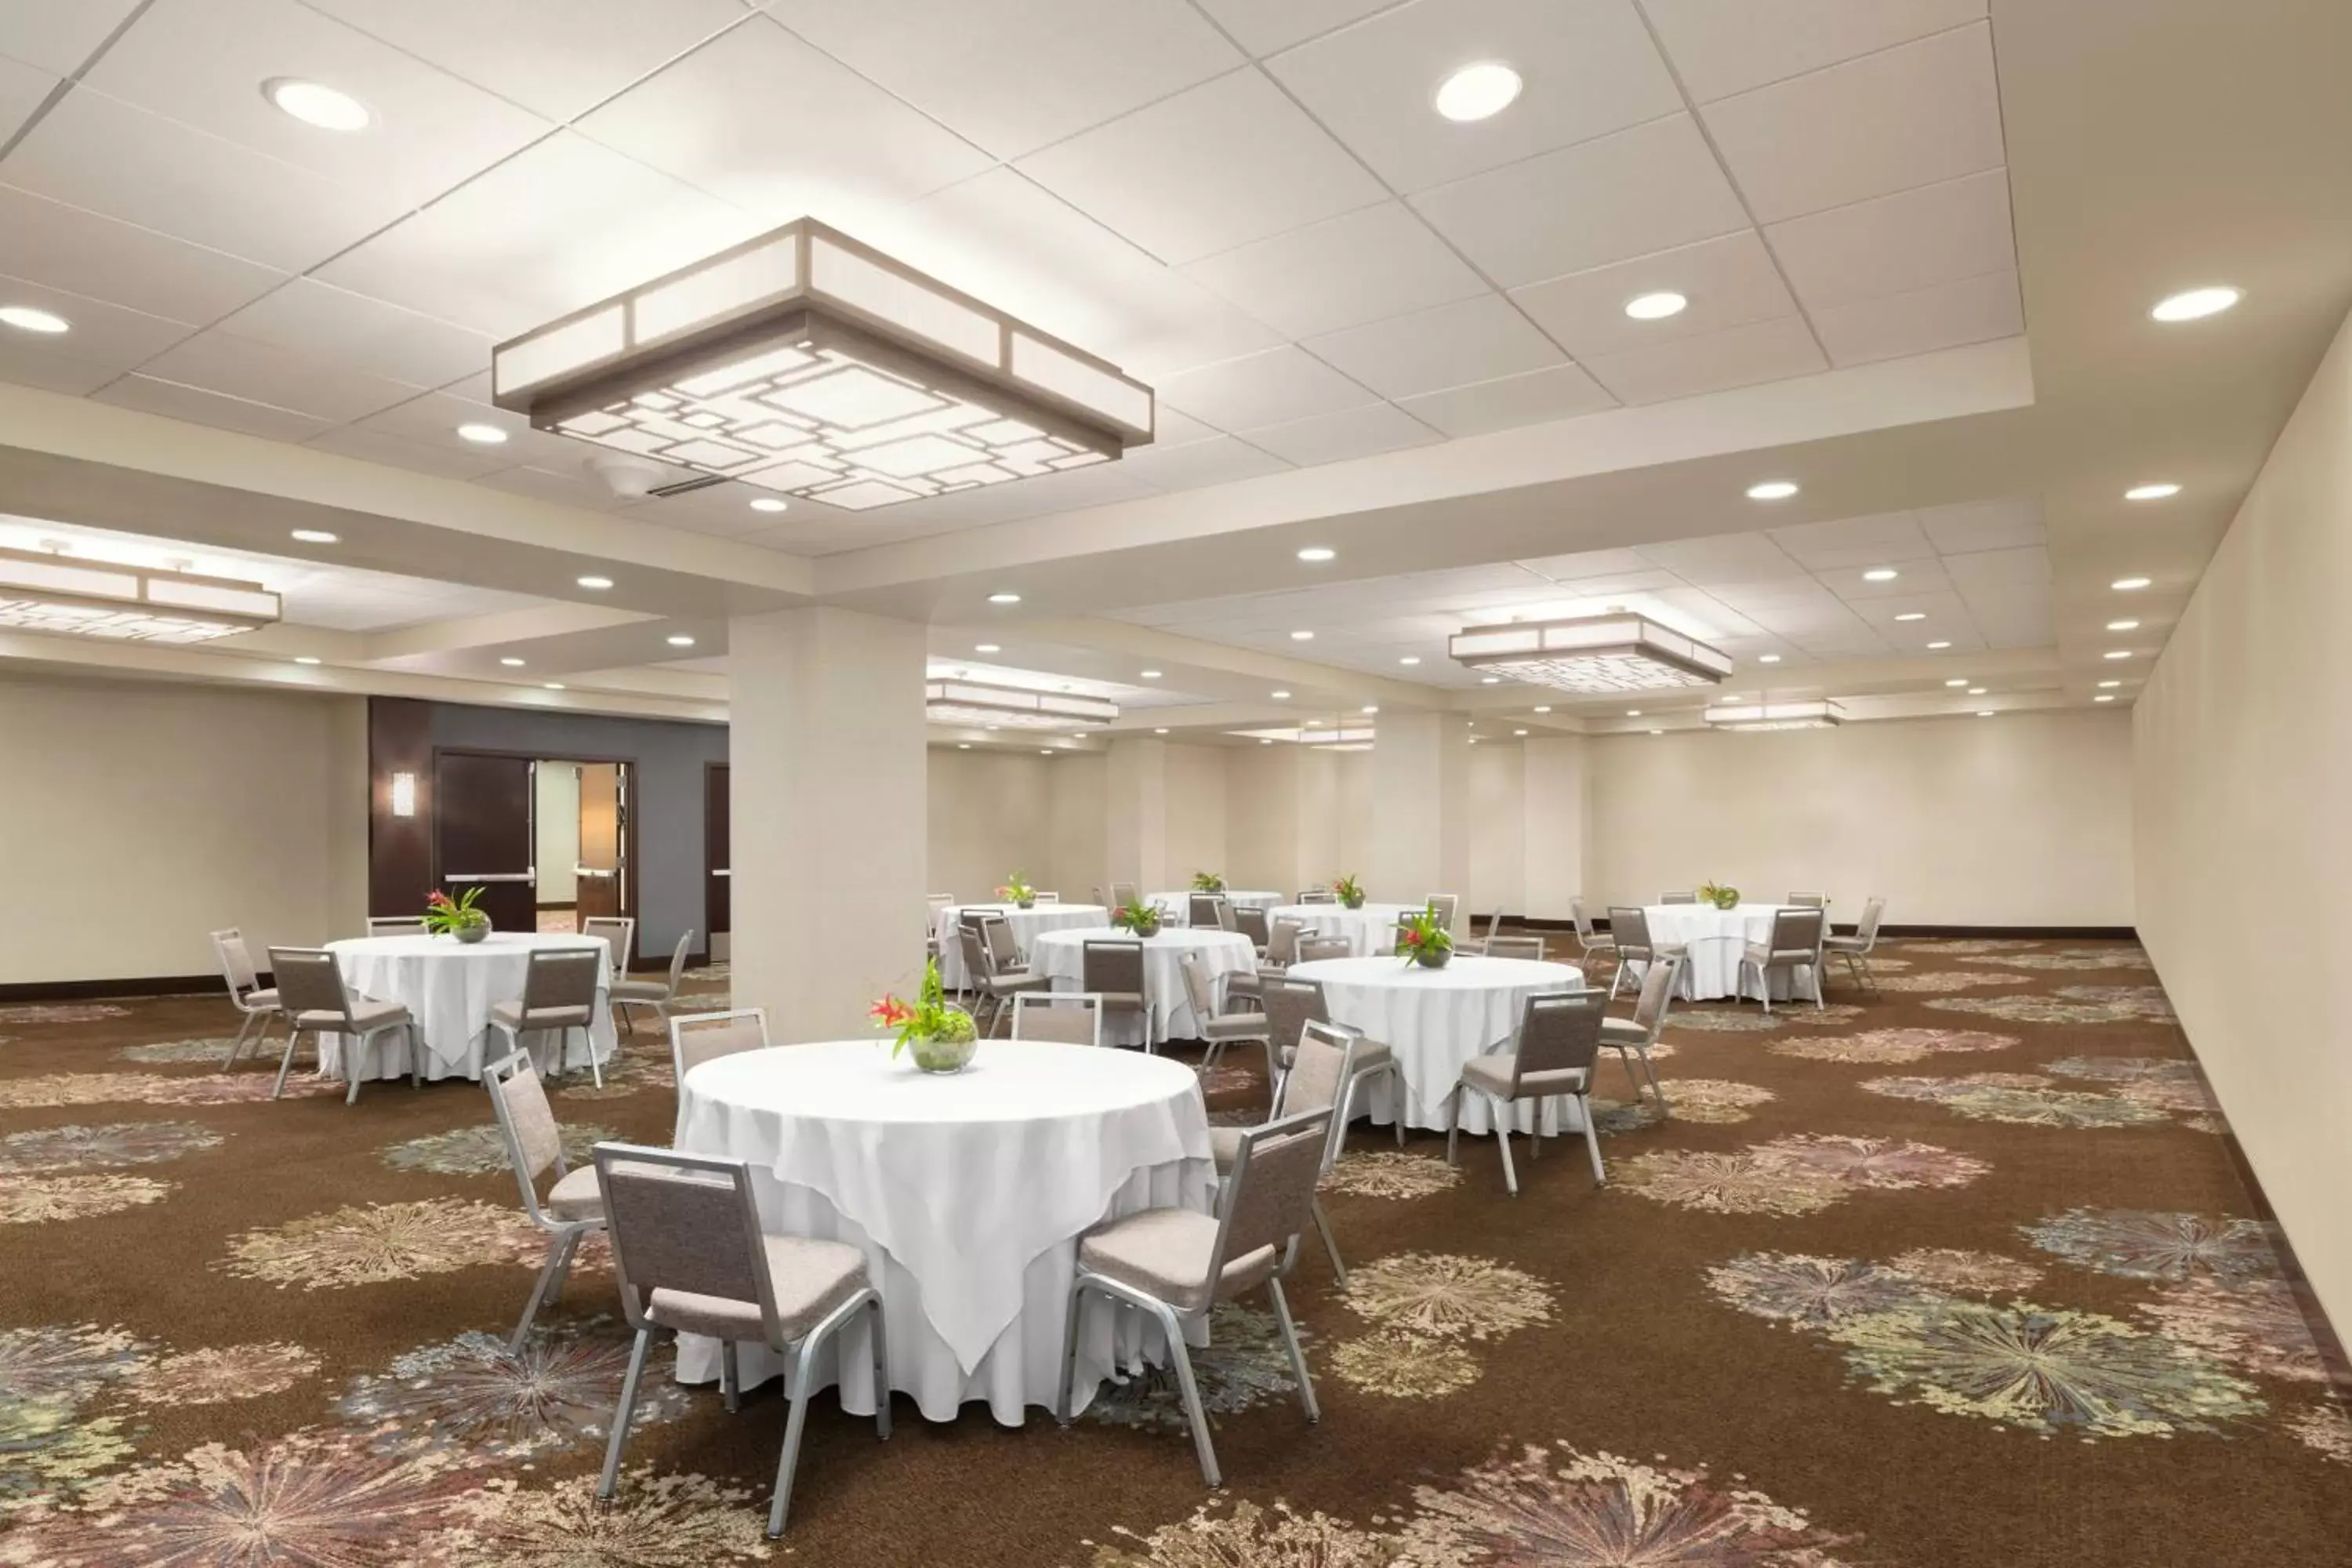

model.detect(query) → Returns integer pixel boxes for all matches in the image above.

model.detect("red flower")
[869,996,914,1028]
[1406,930,1425,946]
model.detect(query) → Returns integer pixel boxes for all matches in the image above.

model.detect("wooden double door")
[434,752,631,953]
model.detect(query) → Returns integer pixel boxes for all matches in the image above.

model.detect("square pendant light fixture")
[0,544,280,644]
[492,220,1155,511]
[1704,699,1845,731]
[925,678,1118,730]
[1450,612,1733,694]
[1232,724,1377,747]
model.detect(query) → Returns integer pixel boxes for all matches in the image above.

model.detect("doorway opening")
[433,750,633,953]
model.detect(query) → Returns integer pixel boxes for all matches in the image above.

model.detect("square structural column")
[1368,710,1471,926]
[1522,735,1588,921]
[1106,737,1168,898]
[730,606,928,1042]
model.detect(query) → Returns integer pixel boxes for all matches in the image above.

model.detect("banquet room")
[2,1,2350,1563]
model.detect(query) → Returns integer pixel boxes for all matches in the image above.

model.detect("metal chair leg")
[720,1341,741,1414]
[220,1010,259,1073]
[1390,1066,1406,1145]
[1054,1276,1087,1425]
[343,1029,370,1105]
[868,1296,892,1442]
[768,1356,812,1538]
[597,1327,651,1504]
[586,1025,605,1090]
[1267,1277,1318,1424]
[1494,1102,1519,1196]
[1443,1085,1464,1166]
[1579,1094,1606,1185]
[270,1025,304,1100]
[1157,1301,1220,1487]
[1311,1198,1346,1285]
[510,1233,568,1356]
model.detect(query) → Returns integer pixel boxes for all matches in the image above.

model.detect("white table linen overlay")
[1147,889,1283,923]
[931,903,1108,989]
[672,1040,1214,1424]
[1286,955,1591,1135]
[1639,903,1802,1000]
[1030,927,1258,1046]
[321,933,615,1081]
[1268,902,1420,957]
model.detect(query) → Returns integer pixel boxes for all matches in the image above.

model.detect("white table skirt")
[931,903,1108,989]
[1269,902,1420,956]
[673,1040,1214,1425]
[1640,904,1806,1001]
[1148,890,1283,924]
[321,933,615,1081]
[1031,927,1258,1046]
[1286,955,1592,1135]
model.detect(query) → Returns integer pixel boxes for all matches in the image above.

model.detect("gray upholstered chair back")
[1081,939,1145,997]
[1511,991,1604,1091]
[1188,893,1225,927]
[1296,887,1335,904]
[367,915,427,935]
[1766,907,1826,959]
[212,927,260,995]
[593,1143,774,1338]
[1111,880,1139,910]
[486,1048,567,1186]
[1260,978,1328,1057]
[1266,917,1305,967]
[958,908,992,932]
[1214,900,1240,934]
[1212,1109,1334,1290]
[1788,891,1828,908]
[1279,1020,1354,1122]
[522,948,604,1016]
[1176,949,1221,1022]
[1570,899,1597,938]
[580,916,634,978]
[1235,906,1271,947]
[1427,894,1459,929]
[1856,897,1886,942]
[1011,993,1103,1046]
[1632,955,1679,1031]
[670,1008,769,1080]
[1033,891,1060,904]
[1661,890,1697,904]
[1609,906,1654,957]
[982,916,1022,971]
[1485,935,1548,961]
[661,930,693,993]
[1296,935,1352,964]
[269,948,350,1022]
[956,924,990,982]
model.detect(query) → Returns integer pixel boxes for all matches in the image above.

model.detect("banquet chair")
[582,916,637,982]
[1261,917,1306,978]
[1606,906,1686,1000]
[1444,990,1606,1195]
[1177,950,1272,1075]
[1033,891,1061,904]
[1213,900,1241,934]
[1295,935,1352,964]
[1738,906,1828,1014]
[1111,880,1139,911]
[1188,892,1228,929]
[491,947,608,1087]
[1296,887,1336,904]
[1661,890,1698,904]
[1208,1020,1358,1283]
[1569,899,1617,975]
[969,928,1051,1037]
[1011,992,1105,1047]
[1258,973,1402,1148]
[1787,891,1829,908]
[592,1143,889,1539]
[924,895,954,960]
[981,913,1029,977]
[1056,1105,1330,1487]
[1082,939,1151,1047]
[670,1008,771,1083]
[485,1050,607,1353]
[366,915,427,936]
[1426,894,1460,931]
[1478,911,1503,947]
[1600,956,1679,1112]
[612,930,693,1037]
[1824,897,1888,995]
[267,946,418,1105]
[1235,906,1272,953]
[211,927,285,1074]
[1483,935,1548,961]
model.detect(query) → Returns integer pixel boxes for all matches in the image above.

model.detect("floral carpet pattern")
[0,940,2344,1566]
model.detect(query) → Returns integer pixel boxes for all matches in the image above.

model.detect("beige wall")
[0,674,368,985]
[533,761,581,903]
[2135,307,2352,1333]
[1163,743,1228,888]
[927,748,1056,902]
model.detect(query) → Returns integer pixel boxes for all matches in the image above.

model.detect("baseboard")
[1506,917,2141,941]
[0,974,222,1001]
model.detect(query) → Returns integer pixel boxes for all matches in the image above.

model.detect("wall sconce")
[390,772,417,818]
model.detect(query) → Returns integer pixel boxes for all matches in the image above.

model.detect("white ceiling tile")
[1842,587,1969,630]
[1634,533,1806,585]
[1767,510,1932,569]
[136,328,426,422]
[1015,67,1386,265]
[1509,229,1798,360]
[0,50,50,142]
[1188,0,1399,58]
[0,273,197,369]
[301,424,514,481]
[2,87,401,270]
[1120,435,1293,491]
[1640,0,1987,103]
[1813,268,2021,366]
[1243,402,1439,467]
[314,131,762,335]
[300,0,748,122]
[0,187,285,322]
[1766,168,2014,311]
[1516,548,1657,580]
[1940,544,2049,589]
[474,462,637,513]
[1305,294,1562,399]
[83,0,553,209]
[358,389,628,474]
[1266,0,1679,193]
[1828,557,1948,599]
[0,0,143,74]
[1150,408,1225,448]
[577,19,987,231]
[1396,362,1615,437]
[214,280,495,389]
[1157,345,1377,429]
[1180,201,1486,340]
[91,373,333,443]
[762,0,1240,160]
[1410,114,1748,287]
[1699,24,2003,223]
[1916,498,2042,554]
[1580,314,1825,404]
[0,339,122,396]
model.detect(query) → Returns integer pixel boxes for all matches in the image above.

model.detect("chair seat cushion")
[493,1000,595,1031]
[1203,1013,1270,1044]
[646,1234,869,1345]
[546,1163,604,1223]
[985,971,1052,994]
[1079,1207,1277,1313]
[295,997,407,1032]
[1744,943,1815,965]
[610,979,670,1001]
[1599,1018,1648,1045]
[1822,935,1869,953]
[1094,991,1147,1011]
[1461,1052,1588,1099]
[244,988,280,1011]
[1225,971,1265,998]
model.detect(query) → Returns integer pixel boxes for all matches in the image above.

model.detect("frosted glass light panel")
[1450,612,1733,694]
[0,545,278,644]
[1704,699,1844,731]
[925,680,1120,730]
[493,221,1154,511]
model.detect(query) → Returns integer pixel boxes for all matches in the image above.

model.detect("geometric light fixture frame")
[925,678,1120,730]
[0,543,281,644]
[1703,698,1845,731]
[1450,611,1735,694]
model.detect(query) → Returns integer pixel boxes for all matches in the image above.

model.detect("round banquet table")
[1148,889,1284,923]
[931,902,1107,989]
[672,1040,1215,1425]
[321,933,615,1081]
[1639,903,1811,1002]
[1268,902,1421,956]
[1030,926,1258,1047]
[1286,954,1592,1134]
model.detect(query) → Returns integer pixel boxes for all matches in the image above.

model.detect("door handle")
[572,866,617,878]
[443,873,534,884]
[712,868,731,877]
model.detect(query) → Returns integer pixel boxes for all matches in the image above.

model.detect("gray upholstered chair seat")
[1201,1011,1271,1044]
[245,987,280,1011]
[1207,1124,1247,1170]
[545,1163,604,1223]
[1076,1208,1279,1313]
[1743,942,1815,966]
[492,1000,597,1031]
[1460,1053,1588,1098]
[610,978,670,1001]
[1822,933,1871,953]
[1095,989,1147,1012]
[1598,1017,1647,1044]
[646,1234,870,1342]
[293,997,406,1032]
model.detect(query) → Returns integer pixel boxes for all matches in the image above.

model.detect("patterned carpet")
[1,940,2347,1565]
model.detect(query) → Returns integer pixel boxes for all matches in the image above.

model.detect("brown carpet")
[1,942,2347,1565]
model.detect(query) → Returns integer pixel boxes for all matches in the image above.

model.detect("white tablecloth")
[673,1040,1214,1425]
[931,903,1108,989]
[1640,903,1808,1001]
[1287,954,1591,1135]
[1148,889,1283,924]
[1031,927,1258,1046]
[322,933,615,1080]
[1268,902,1420,956]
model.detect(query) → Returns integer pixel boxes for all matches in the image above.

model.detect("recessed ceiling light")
[1433,61,1521,122]
[1399,655,1421,666]
[1271,690,1291,699]
[1362,705,1378,715]
[2103,649,2132,660]
[544,682,566,691]
[2099,679,2122,688]
[1977,710,1995,717]
[1296,546,1335,562]
[666,635,695,647]
[293,655,321,666]
[456,422,509,445]
[500,657,525,667]
[576,575,613,590]
[1139,670,1162,679]
[1044,749,1058,756]
[2152,285,2241,322]
[985,725,999,731]
[1480,676,1500,684]
[1290,630,1315,641]
[1533,705,1552,713]
[2095,694,2116,702]
[750,497,790,513]
[1625,709,1642,717]
[2125,483,2181,502]
[1969,687,1987,695]
[1649,728,1664,735]
[1746,481,1799,501]
[1155,727,1170,735]
[2112,577,2151,591]
[1624,291,1687,321]
[958,742,972,748]
[1945,678,1969,688]
[2106,619,2140,632]
[1305,718,1324,727]
[289,528,338,544]
[263,77,372,132]
[988,592,1022,604]
[1514,728,1529,736]
[1893,612,1927,622]
[1863,568,1899,583]
[1926,641,1952,650]
[1261,738,1275,746]
[0,305,71,335]
[1757,653,1782,663]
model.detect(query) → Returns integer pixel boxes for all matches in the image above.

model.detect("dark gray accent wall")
[423,703,728,961]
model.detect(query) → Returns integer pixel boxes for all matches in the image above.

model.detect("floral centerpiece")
[1110,899,1163,938]
[1332,873,1367,910]
[1190,871,1227,894]
[1698,880,1740,911]
[870,957,978,1073]
[1395,900,1455,970]
[423,886,490,944]
[996,873,1036,910]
